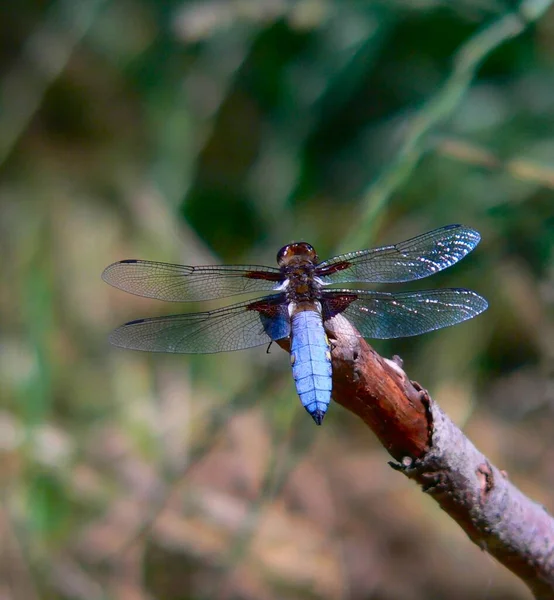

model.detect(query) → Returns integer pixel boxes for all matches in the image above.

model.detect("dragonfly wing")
[317,224,481,284]
[109,295,291,353]
[322,288,488,339]
[102,260,283,302]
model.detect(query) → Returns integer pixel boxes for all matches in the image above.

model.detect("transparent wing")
[108,295,291,354]
[317,225,481,284]
[323,288,488,339]
[102,260,283,302]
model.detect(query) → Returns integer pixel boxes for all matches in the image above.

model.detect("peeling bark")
[321,315,554,600]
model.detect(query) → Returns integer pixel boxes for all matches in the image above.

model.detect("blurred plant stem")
[436,136,554,189]
[341,0,554,252]
[0,0,108,166]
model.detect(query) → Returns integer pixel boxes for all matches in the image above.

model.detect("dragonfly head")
[277,242,319,267]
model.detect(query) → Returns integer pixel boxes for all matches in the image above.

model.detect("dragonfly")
[102,224,487,425]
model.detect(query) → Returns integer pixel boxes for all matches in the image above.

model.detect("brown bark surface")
[320,315,554,600]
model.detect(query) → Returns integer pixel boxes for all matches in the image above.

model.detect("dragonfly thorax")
[283,266,322,305]
[277,242,322,304]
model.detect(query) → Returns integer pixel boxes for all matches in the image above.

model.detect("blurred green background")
[1,1,554,599]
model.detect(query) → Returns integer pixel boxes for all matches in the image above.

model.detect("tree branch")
[324,315,554,600]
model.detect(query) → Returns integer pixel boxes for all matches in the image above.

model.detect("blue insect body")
[290,309,333,425]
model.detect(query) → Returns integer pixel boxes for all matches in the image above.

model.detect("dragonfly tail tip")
[311,409,326,426]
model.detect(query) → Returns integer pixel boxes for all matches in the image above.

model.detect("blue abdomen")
[290,310,332,425]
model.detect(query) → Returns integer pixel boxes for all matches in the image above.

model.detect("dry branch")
[324,315,554,600]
